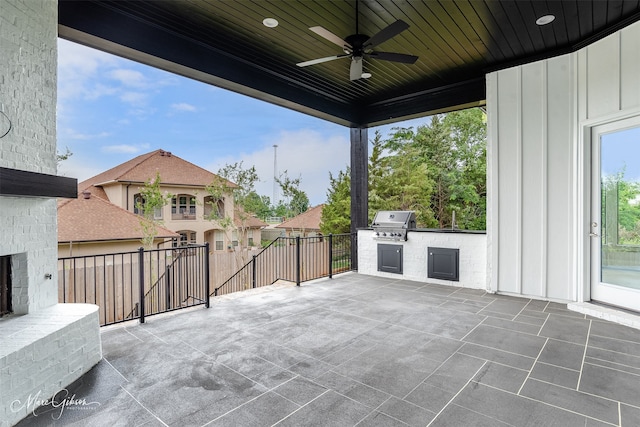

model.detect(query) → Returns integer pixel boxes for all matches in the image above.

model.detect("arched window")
[133,193,162,219]
[171,194,197,220]
[173,230,197,247]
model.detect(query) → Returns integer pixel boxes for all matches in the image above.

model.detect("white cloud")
[208,129,349,205]
[171,102,197,112]
[57,155,104,182]
[101,143,150,154]
[120,91,148,106]
[108,68,148,88]
[61,128,111,140]
[57,39,121,101]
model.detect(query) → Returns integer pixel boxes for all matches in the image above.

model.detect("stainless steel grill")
[371,211,417,241]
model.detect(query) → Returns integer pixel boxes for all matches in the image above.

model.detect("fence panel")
[213,233,356,296]
[58,245,209,326]
[59,235,356,324]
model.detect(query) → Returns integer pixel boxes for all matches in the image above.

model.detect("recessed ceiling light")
[361,72,372,79]
[536,15,555,26]
[263,18,279,28]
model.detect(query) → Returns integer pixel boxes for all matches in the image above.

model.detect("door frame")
[578,107,640,304]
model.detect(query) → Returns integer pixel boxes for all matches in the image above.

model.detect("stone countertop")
[360,228,486,235]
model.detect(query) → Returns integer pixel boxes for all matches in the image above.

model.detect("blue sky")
[601,126,640,182]
[56,39,429,206]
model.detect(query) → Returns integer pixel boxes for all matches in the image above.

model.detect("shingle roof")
[79,149,237,191]
[58,192,178,243]
[275,205,324,231]
[233,209,268,229]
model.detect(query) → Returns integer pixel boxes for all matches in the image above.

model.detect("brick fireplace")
[0,1,102,425]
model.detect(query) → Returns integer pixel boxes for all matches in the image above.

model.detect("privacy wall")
[487,20,640,301]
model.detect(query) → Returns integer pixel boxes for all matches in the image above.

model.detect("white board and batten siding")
[487,20,640,302]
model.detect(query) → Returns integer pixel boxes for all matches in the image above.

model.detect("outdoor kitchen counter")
[357,228,488,290]
[405,228,485,234]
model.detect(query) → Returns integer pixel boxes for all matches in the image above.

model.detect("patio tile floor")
[16,273,640,426]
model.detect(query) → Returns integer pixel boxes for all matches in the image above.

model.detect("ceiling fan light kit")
[296,2,418,81]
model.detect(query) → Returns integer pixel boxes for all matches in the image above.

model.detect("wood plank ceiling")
[58,0,640,127]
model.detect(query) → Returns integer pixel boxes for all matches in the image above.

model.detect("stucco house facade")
[60,149,267,257]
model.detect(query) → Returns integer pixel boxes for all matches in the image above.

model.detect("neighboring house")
[58,190,179,257]
[232,208,268,249]
[275,205,324,238]
[59,149,266,256]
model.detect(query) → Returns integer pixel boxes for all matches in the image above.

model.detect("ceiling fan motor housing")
[344,34,371,56]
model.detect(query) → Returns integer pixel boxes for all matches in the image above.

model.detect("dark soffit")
[58,0,640,127]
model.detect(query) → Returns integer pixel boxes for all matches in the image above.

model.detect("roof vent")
[82,190,91,199]
[159,150,165,156]
[166,152,172,157]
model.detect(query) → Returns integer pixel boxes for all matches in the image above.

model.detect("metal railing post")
[252,255,257,288]
[204,243,210,308]
[165,265,171,310]
[328,234,333,279]
[138,247,145,324]
[351,232,358,271]
[296,236,301,286]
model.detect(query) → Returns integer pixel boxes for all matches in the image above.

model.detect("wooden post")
[350,127,368,270]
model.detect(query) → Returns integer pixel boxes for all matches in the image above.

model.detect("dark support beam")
[364,77,486,127]
[0,167,77,198]
[350,127,368,269]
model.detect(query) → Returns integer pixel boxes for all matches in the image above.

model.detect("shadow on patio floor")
[16,273,640,426]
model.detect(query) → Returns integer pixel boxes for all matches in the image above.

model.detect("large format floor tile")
[15,273,640,426]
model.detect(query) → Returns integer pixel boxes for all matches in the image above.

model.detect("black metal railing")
[213,233,356,296]
[58,244,210,326]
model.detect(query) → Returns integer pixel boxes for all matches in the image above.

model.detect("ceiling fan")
[296,2,418,81]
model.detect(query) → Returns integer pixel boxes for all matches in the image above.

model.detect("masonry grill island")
[371,211,416,274]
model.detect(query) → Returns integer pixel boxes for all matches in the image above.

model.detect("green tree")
[442,108,487,229]
[136,172,172,249]
[320,168,351,234]
[244,191,272,220]
[205,162,260,266]
[321,108,487,232]
[378,125,437,227]
[275,170,310,219]
[382,108,486,229]
[602,169,640,245]
[56,146,73,165]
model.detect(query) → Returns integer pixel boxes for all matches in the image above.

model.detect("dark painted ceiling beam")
[362,77,486,127]
[0,167,78,199]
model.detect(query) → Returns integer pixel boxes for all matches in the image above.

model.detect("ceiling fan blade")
[350,57,363,81]
[309,26,352,49]
[370,51,418,64]
[364,20,410,49]
[297,54,348,67]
